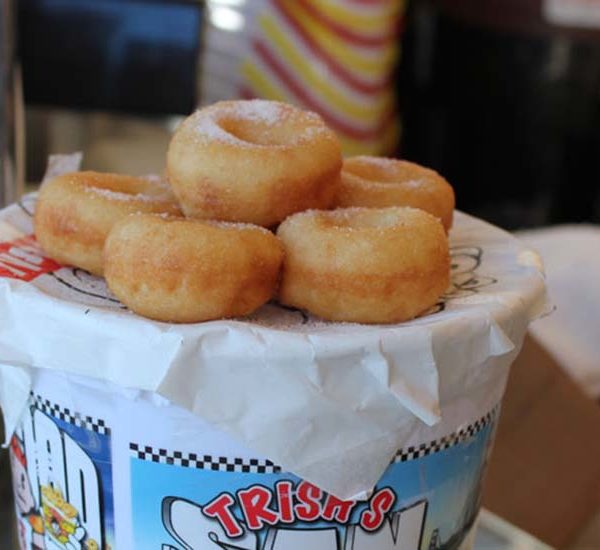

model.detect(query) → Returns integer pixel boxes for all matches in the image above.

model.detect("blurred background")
[6,0,600,229]
[2,0,600,548]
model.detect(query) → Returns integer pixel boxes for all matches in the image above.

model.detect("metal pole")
[0,0,23,207]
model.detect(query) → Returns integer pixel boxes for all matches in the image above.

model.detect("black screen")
[19,0,204,115]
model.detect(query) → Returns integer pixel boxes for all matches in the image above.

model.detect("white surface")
[517,225,600,397]
[475,510,553,550]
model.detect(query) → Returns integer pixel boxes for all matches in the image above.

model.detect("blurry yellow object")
[302,0,403,33]
[241,60,398,156]
[259,16,394,123]
[242,60,288,102]
[274,0,399,79]
[202,0,405,155]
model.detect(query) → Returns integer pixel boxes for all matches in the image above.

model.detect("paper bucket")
[0,194,547,550]
[9,368,499,550]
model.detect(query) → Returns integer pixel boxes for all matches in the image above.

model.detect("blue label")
[130,410,497,550]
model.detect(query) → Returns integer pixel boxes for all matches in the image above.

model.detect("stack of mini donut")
[34,100,454,324]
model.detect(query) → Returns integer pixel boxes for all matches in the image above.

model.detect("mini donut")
[104,214,284,323]
[277,207,449,324]
[34,171,181,276]
[167,99,342,227]
[336,157,455,231]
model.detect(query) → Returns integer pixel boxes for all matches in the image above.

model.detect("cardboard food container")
[0,192,546,550]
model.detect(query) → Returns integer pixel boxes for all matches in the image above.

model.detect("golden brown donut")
[336,157,455,231]
[104,214,284,323]
[167,100,342,227]
[34,172,181,276]
[277,207,450,324]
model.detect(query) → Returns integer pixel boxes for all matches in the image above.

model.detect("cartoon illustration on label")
[445,246,496,299]
[9,394,114,550]
[40,484,97,549]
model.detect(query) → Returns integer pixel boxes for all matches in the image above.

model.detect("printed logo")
[130,411,499,549]
[0,236,61,281]
[160,485,427,550]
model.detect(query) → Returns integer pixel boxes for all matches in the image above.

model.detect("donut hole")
[344,159,424,185]
[320,208,410,230]
[219,117,297,147]
[75,172,169,198]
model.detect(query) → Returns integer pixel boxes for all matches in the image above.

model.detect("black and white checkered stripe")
[130,408,498,474]
[129,443,281,474]
[393,407,499,463]
[30,393,111,435]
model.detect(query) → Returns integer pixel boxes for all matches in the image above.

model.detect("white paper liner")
[40,152,83,186]
[0,189,547,500]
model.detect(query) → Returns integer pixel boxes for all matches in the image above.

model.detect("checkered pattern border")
[130,407,498,474]
[129,443,282,474]
[393,407,499,463]
[30,393,111,436]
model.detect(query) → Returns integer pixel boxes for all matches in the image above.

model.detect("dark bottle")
[399,0,600,228]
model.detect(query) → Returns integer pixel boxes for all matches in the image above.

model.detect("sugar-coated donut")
[104,214,284,323]
[34,172,181,276]
[277,207,449,324]
[337,157,455,231]
[167,100,342,227]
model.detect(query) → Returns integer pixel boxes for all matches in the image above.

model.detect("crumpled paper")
[0,180,547,500]
[40,152,83,186]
